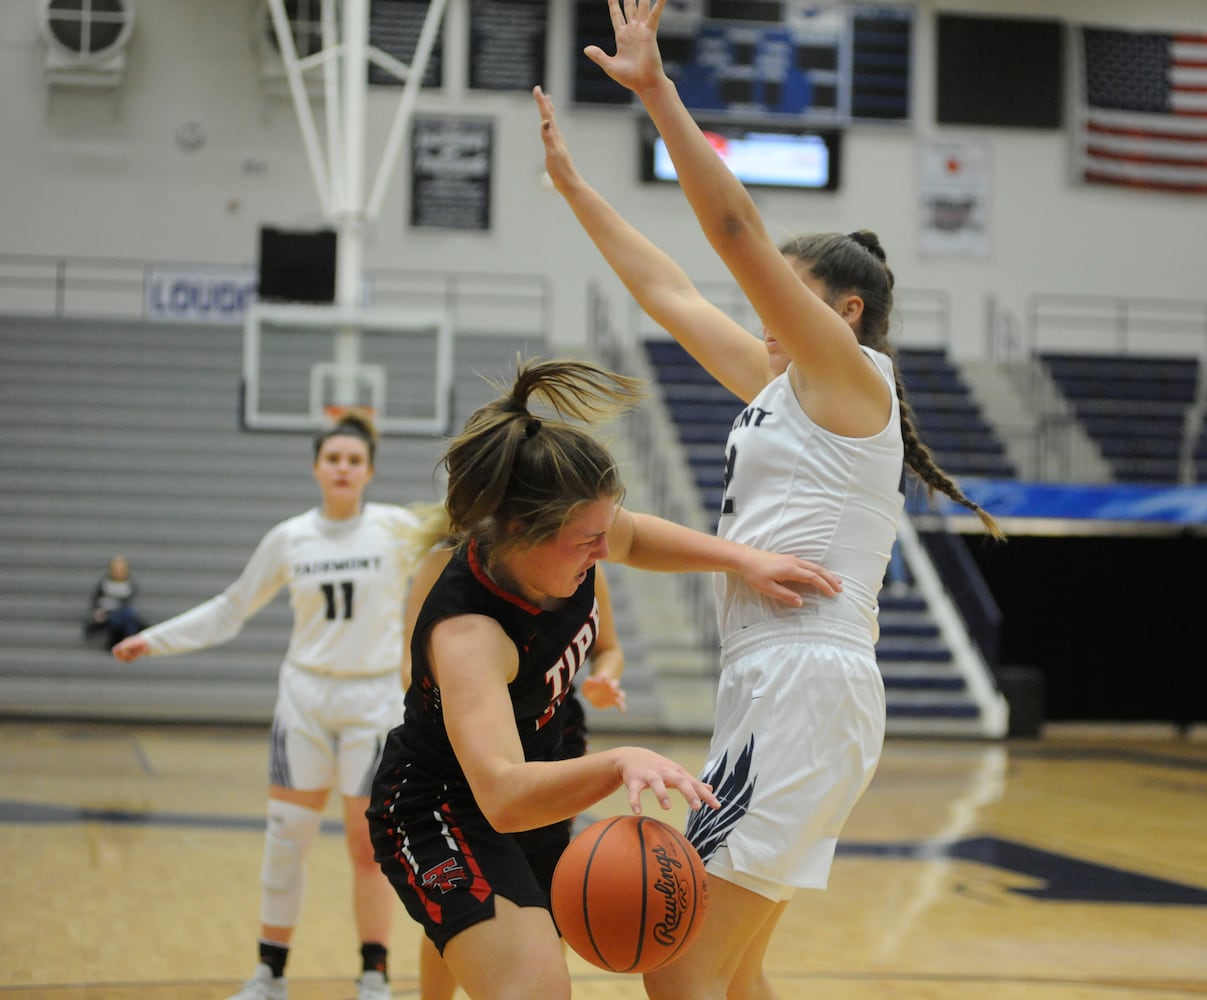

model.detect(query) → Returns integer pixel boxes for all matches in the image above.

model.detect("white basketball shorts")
[685,620,886,901]
[268,661,406,797]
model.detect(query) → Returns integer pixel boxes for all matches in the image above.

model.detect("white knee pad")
[260,799,323,928]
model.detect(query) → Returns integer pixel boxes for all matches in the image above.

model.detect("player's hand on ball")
[611,747,719,814]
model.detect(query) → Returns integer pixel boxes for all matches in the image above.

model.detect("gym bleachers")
[897,348,1016,479]
[0,316,658,729]
[877,585,980,723]
[1195,419,1207,483]
[1040,352,1199,484]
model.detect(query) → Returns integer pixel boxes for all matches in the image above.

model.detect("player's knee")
[346,834,378,873]
[259,799,322,927]
[643,965,697,1000]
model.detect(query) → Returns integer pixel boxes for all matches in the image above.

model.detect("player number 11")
[320,581,355,620]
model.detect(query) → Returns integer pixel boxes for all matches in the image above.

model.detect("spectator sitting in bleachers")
[84,554,146,651]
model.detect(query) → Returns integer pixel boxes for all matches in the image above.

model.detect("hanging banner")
[410,116,493,232]
[145,264,257,324]
[919,137,992,257]
[368,0,443,87]
[469,0,547,92]
[938,479,1207,527]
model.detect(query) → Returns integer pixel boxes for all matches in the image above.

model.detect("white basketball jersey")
[714,347,904,644]
[143,502,421,676]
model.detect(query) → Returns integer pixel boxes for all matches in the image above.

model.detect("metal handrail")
[0,252,551,334]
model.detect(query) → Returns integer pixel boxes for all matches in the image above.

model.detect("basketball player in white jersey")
[534,4,1000,997]
[113,409,421,1000]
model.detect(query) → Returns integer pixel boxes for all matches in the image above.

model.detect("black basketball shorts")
[370,785,571,952]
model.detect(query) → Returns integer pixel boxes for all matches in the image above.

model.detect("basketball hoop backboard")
[241,302,453,435]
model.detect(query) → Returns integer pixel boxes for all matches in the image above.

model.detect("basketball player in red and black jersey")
[366,358,841,1000]
[399,532,626,1000]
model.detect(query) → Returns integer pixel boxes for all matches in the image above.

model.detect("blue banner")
[928,480,1207,525]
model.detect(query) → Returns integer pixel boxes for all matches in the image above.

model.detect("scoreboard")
[573,1,913,123]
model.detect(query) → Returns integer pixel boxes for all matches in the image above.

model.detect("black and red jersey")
[388,540,599,789]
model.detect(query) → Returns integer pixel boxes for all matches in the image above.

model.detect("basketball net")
[324,404,375,423]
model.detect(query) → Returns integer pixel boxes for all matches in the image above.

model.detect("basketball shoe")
[226,962,287,1000]
[357,969,391,999]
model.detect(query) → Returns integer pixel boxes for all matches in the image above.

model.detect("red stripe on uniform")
[442,801,494,903]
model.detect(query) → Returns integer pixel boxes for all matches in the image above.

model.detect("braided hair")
[779,231,1002,538]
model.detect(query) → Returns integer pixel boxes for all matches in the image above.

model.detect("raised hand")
[532,85,582,195]
[583,0,667,96]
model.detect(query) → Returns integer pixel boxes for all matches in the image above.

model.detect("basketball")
[550,815,709,974]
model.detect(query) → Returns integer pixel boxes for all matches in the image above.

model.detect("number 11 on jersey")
[320,581,354,620]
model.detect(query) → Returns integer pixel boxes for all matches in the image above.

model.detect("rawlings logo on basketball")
[650,843,690,946]
[421,857,467,893]
[551,815,708,974]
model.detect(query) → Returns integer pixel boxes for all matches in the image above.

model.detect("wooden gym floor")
[1,719,1205,999]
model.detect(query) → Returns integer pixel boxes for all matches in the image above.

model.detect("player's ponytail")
[442,358,644,556]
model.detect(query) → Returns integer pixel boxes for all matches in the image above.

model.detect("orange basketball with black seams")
[550,815,709,973]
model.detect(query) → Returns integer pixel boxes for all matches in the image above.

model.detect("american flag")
[1078,27,1207,194]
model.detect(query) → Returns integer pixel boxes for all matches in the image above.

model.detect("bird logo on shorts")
[421,857,469,893]
[685,736,757,864]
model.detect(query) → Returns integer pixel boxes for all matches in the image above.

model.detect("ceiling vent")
[39,0,136,87]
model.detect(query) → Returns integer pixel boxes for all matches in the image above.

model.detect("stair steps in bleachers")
[1195,421,1207,483]
[0,316,664,733]
[897,348,1016,479]
[1040,352,1200,484]
[878,593,981,723]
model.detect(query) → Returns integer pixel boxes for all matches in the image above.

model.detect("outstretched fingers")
[614,0,664,29]
[533,85,578,191]
[586,0,666,90]
[533,83,550,119]
[619,749,720,815]
[607,0,624,31]
[533,85,556,145]
[629,771,672,813]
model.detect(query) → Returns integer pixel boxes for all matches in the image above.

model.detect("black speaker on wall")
[936,14,1064,129]
[258,226,338,304]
